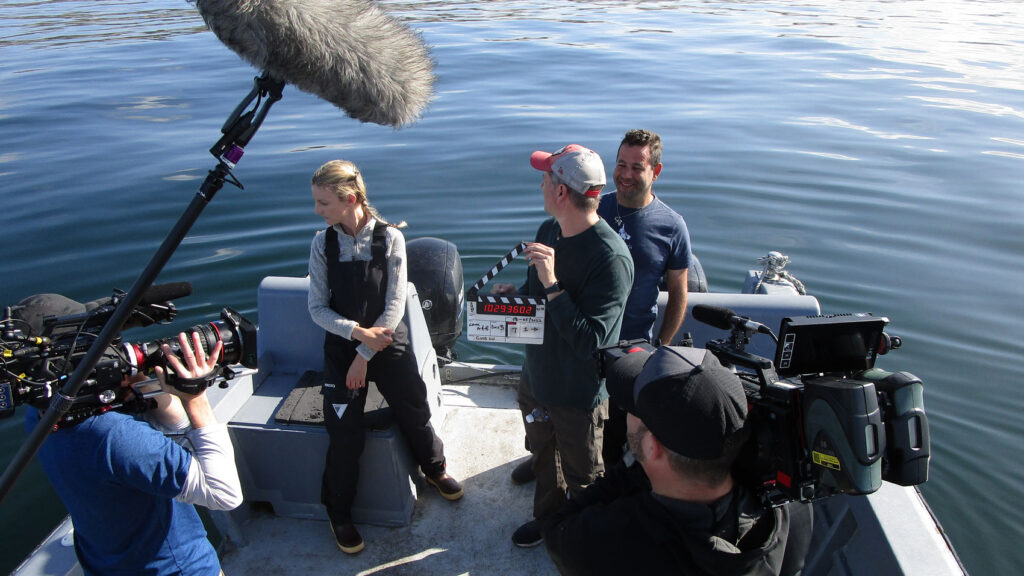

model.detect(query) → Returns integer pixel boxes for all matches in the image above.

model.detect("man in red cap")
[492,144,634,548]
[542,346,812,575]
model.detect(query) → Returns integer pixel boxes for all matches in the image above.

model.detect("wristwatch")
[544,281,562,295]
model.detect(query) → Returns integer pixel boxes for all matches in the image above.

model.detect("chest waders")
[319,223,445,525]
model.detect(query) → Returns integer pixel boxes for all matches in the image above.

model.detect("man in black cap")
[541,346,812,576]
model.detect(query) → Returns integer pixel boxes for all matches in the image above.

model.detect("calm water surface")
[1,1,1022,574]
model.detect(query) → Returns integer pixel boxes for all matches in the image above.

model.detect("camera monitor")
[774,314,887,377]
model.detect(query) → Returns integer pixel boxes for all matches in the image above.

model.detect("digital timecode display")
[477,302,537,317]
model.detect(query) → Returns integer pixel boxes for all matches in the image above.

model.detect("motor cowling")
[659,253,708,293]
[406,237,464,361]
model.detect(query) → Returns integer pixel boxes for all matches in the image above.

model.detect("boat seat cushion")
[273,370,394,430]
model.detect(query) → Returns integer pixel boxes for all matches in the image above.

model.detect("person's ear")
[646,431,665,460]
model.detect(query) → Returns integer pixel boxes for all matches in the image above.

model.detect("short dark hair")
[620,129,662,167]
[551,171,601,211]
[665,425,750,486]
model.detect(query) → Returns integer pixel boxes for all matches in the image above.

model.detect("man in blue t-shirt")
[28,331,242,576]
[597,128,692,467]
[598,129,692,345]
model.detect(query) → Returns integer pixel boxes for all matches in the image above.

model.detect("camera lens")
[130,307,257,373]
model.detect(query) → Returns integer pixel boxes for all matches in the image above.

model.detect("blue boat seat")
[226,276,444,527]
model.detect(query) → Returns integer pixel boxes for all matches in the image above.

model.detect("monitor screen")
[774,314,888,377]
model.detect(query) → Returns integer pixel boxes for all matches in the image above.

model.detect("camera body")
[598,313,930,506]
[0,292,257,425]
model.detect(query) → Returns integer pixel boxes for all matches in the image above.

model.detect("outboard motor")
[660,253,709,293]
[406,237,464,361]
[689,254,709,293]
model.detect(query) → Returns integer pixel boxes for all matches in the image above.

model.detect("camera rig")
[599,307,930,507]
[0,287,257,427]
[0,73,281,506]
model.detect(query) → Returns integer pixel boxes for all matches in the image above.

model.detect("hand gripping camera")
[0,285,257,426]
[599,306,930,506]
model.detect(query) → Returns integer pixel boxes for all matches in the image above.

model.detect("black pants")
[320,344,445,525]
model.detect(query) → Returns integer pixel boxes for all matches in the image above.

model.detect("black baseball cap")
[606,346,748,460]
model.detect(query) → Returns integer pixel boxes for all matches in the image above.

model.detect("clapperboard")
[466,242,546,344]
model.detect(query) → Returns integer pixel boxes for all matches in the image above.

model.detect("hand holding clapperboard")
[466,242,546,344]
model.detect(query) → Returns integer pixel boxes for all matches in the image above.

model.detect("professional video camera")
[598,304,930,507]
[0,284,257,427]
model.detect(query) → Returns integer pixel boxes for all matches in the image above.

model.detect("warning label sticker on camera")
[466,242,545,345]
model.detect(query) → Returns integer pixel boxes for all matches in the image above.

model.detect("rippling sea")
[2,1,1022,574]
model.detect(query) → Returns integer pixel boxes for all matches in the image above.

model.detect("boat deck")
[17,371,965,576]
[218,378,560,575]
[214,361,966,576]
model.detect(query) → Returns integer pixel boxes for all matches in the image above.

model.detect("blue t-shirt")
[598,193,691,341]
[27,408,220,576]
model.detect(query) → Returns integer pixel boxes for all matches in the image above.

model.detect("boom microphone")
[192,0,435,127]
[692,304,774,335]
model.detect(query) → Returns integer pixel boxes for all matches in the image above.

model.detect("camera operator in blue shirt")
[28,331,242,576]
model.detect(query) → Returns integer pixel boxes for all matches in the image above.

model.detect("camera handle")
[706,339,781,391]
[0,73,284,506]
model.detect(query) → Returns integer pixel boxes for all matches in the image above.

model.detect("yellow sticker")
[813,451,842,471]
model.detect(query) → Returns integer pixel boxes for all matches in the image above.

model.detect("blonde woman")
[307,160,462,554]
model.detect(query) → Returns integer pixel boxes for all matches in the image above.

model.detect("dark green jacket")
[521,218,633,409]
